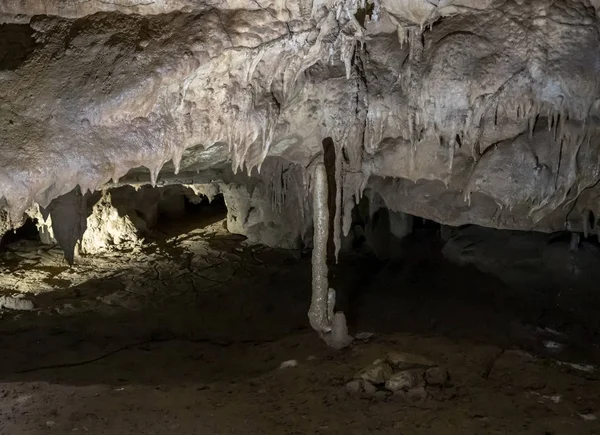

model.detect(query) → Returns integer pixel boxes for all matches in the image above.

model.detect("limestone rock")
[279,360,298,369]
[385,370,424,392]
[0,295,34,311]
[346,379,377,397]
[351,352,453,402]
[355,360,393,385]
[79,192,142,255]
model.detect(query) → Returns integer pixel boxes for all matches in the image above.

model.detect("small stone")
[362,380,377,396]
[425,367,449,386]
[346,379,377,397]
[46,420,56,427]
[387,352,435,370]
[355,332,374,341]
[406,386,428,402]
[346,379,362,395]
[0,295,35,311]
[355,361,393,385]
[279,360,298,369]
[385,370,424,392]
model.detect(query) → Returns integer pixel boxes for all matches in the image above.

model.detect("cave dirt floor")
[0,216,599,434]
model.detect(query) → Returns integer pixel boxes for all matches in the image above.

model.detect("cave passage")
[0,217,40,250]
[3,0,600,431]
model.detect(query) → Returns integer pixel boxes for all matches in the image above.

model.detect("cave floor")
[0,219,599,434]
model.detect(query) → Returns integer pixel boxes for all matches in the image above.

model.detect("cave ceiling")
[2,0,600,238]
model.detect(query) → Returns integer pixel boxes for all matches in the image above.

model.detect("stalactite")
[308,162,332,335]
[397,24,408,48]
[334,142,343,260]
[528,114,536,139]
[448,138,455,181]
[45,187,88,265]
[308,158,352,349]
[558,108,566,143]
[172,151,182,175]
[583,209,591,239]
[148,164,164,188]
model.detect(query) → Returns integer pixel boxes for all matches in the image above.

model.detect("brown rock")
[346,379,362,395]
[425,366,449,386]
[362,380,378,396]
[385,370,424,392]
[346,379,377,397]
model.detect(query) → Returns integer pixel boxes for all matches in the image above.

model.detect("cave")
[1,1,600,433]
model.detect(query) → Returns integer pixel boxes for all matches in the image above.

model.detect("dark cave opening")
[0,186,230,257]
[153,190,227,238]
[0,217,40,250]
[0,24,38,71]
[342,192,443,262]
[104,185,228,241]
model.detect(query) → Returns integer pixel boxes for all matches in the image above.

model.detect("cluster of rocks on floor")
[346,352,454,403]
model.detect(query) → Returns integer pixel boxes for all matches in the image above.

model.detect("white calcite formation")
[2,0,600,335]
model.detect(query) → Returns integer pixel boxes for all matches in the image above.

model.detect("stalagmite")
[324,312,353,350]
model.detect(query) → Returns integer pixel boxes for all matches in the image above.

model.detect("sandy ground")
[0,212,599,434]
